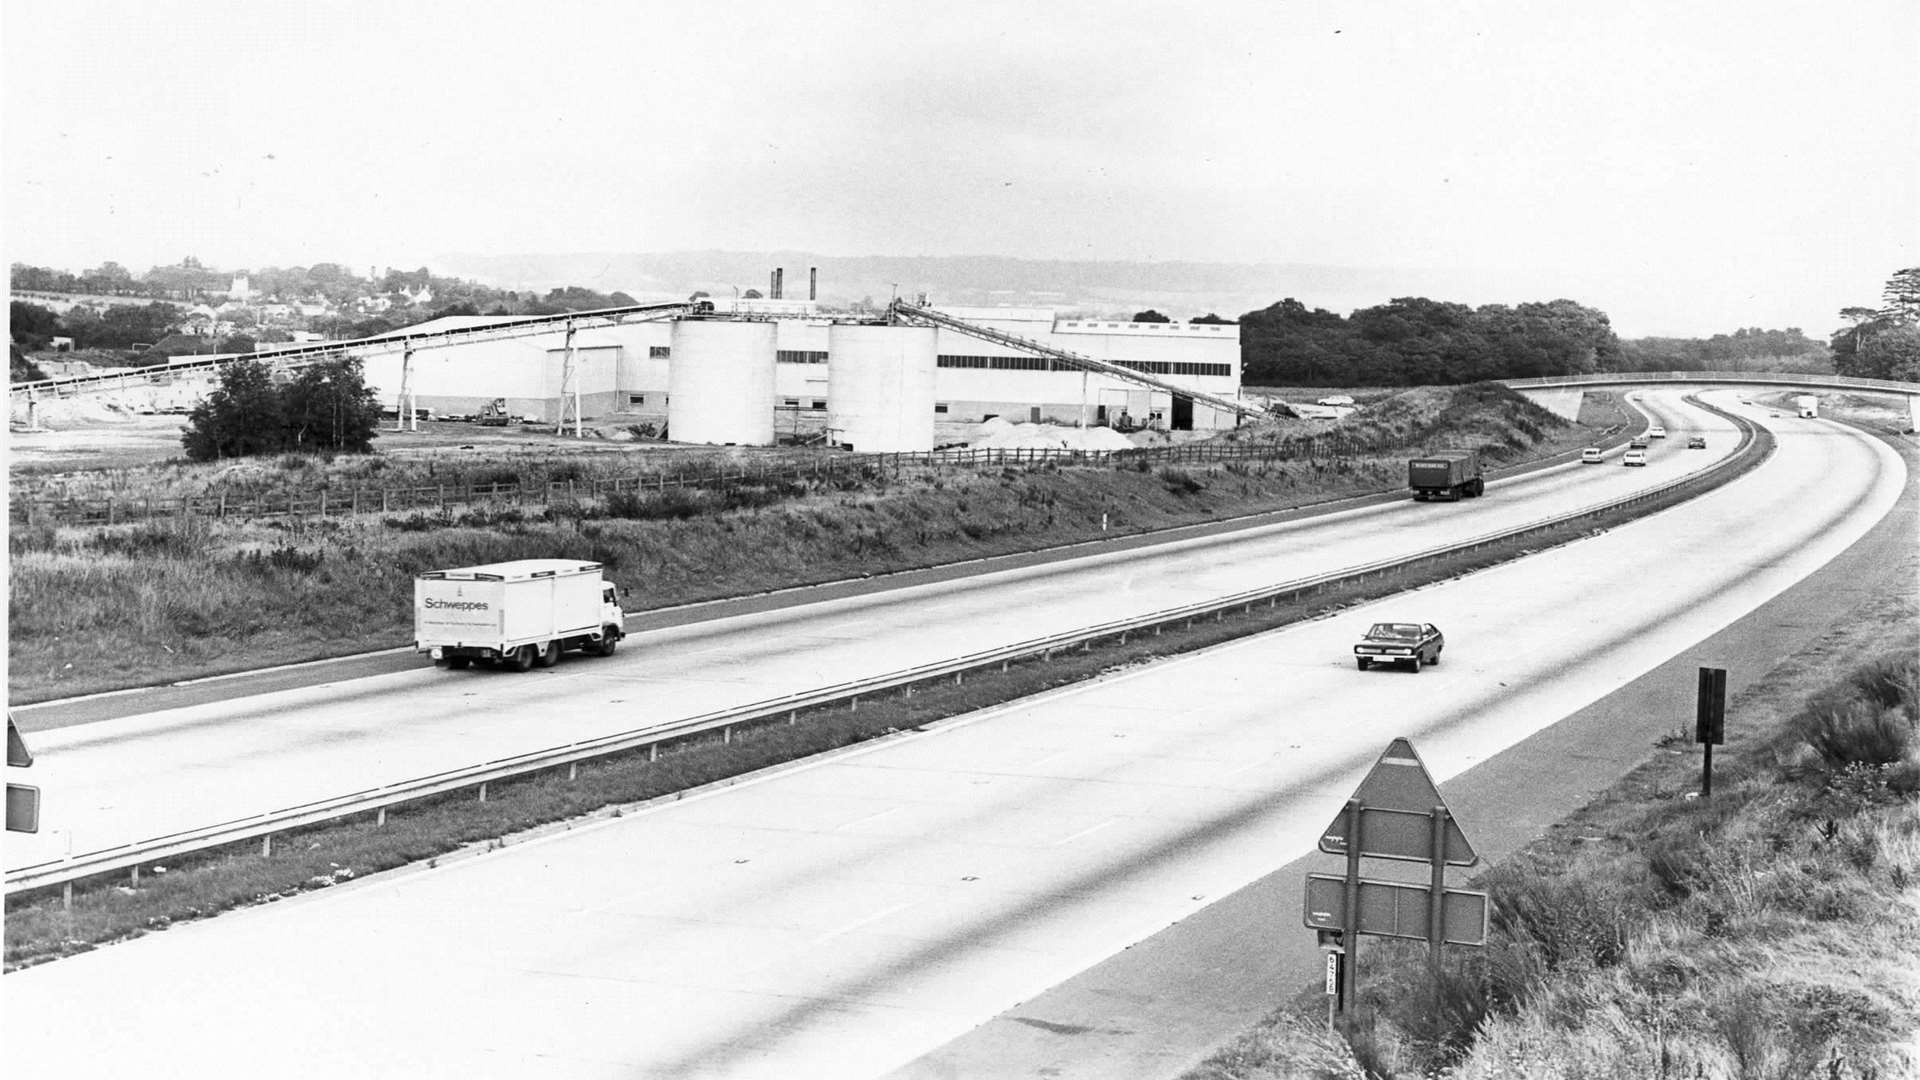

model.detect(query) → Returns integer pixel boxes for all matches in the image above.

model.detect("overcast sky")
[4,0,1915,337]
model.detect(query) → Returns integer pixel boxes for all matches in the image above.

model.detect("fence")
[10,436,1386,527]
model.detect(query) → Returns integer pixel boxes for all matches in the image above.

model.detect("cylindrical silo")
[827,324,937,452]
[668,320,777,445]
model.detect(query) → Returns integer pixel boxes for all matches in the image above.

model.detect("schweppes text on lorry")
[424,598,490,612]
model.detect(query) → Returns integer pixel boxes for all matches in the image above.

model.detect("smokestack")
[775,267,785,300]
[809,267,817,301]
[769,270,777,298]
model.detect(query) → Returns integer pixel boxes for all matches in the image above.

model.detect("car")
[1623,449,1648,466]
[1629,436,1650,449]
[1687,436,1706,449]
[1649,426,1667,438]
[1354,622,1444,672]
[1580,447,1604,464]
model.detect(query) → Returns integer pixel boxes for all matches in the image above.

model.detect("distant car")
[1354,622,1444,672]
[1649,426,1667,438]
[1770,412,1781,418]
[1629,436,1650,449]
[1687,436,1706,449]
[1623,449,1648,466]
[1580,448,1604,465]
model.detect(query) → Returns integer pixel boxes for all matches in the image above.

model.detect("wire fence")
[11,434,1401,527]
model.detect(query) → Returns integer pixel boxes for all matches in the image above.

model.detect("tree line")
[181,357,383,461]
[1831,268,1920,381]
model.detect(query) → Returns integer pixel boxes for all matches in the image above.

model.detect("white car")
[1648,426,1667,438]
[1580,447,1604,465]
[1623,449,1648,466]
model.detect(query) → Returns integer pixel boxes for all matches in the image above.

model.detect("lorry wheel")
[536,640,561,668]
[595,634,618,657]
[446,657,471,670]
[508,645,536,673]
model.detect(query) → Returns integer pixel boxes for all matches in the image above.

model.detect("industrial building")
[351,299,1245,452]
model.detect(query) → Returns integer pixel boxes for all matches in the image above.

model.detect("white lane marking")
[1053,820,1116,847]
[813,901,918,944]
[838,807,902,831]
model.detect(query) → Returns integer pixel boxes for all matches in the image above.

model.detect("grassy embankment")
[7,383,1611,702]
[1183,589,1920,1077]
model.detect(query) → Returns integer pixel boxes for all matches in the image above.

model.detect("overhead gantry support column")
[559,321,583,438]
[395,345,415,432]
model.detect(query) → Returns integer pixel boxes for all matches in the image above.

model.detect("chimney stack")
[809,267,817,301]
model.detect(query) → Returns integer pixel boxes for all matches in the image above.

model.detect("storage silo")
[827,324,937,452]
[668,320,777,445]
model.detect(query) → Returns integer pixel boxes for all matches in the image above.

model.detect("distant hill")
[431,250,1479,323]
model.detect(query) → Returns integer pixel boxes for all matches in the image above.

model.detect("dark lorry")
[1408,449,1485,501]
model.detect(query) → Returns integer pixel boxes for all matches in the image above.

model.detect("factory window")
[777,350,828,364]
[648,346,670,359]
[934,403,949,413]
[628,394,647,406]
[811,399,827,410]
[1113,360,1233,378]
[782,398,801,408]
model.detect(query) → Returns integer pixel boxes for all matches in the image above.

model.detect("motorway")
[4,390,1910,1079]
[8,391,1727,875]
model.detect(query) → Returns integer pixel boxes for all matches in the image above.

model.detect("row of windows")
[777,350,829,364]
[937,354,1063,371]
[1114,360,1234,377]
[648,346,671,358]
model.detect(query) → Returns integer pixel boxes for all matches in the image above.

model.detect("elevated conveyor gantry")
[885,299,1263,424]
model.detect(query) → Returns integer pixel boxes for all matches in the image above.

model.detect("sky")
[4,0,1915,338]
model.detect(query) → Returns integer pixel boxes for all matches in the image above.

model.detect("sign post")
[6,711,39,834]
[1305,738,1486,1022]
[1696,667,1727,796]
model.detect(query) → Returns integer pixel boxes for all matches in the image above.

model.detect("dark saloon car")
[1354,622,1445,672]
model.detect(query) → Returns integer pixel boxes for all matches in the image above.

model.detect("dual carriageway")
[5,387,1914,1079]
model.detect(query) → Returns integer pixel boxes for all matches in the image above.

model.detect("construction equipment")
[476,398,512,426]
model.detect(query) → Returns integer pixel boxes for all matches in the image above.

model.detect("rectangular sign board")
[1302,872,1489,946]
[1319,805,1478,865]
[6,782,41,834]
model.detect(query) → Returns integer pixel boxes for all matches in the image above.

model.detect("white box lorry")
[1793,394,1819,419]
[415,559,625,672]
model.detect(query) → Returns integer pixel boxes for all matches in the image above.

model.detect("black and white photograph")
[6,2,1917,1077]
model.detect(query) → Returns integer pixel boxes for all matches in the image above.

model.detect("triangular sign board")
[1319,737,1477,866]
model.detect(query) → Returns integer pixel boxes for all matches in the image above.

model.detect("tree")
[10,301,61,349]
[281,357,381,453]
[181,359,285,461]
[1132,309,1171,323]
[742,288,764,299]
[1883,268,1920,319]
[1191,313,1234,325]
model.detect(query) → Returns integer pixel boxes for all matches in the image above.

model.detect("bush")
[1793,652,1919,770]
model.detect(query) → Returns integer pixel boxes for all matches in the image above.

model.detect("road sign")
[7,712,32,767]
[6,783,40,834]
[1324,952,1339,995]
[1302,872,1488,946]
[1319,738,1477,865]
[1696,667,1727,745]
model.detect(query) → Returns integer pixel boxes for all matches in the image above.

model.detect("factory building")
[351,302,1242,448]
